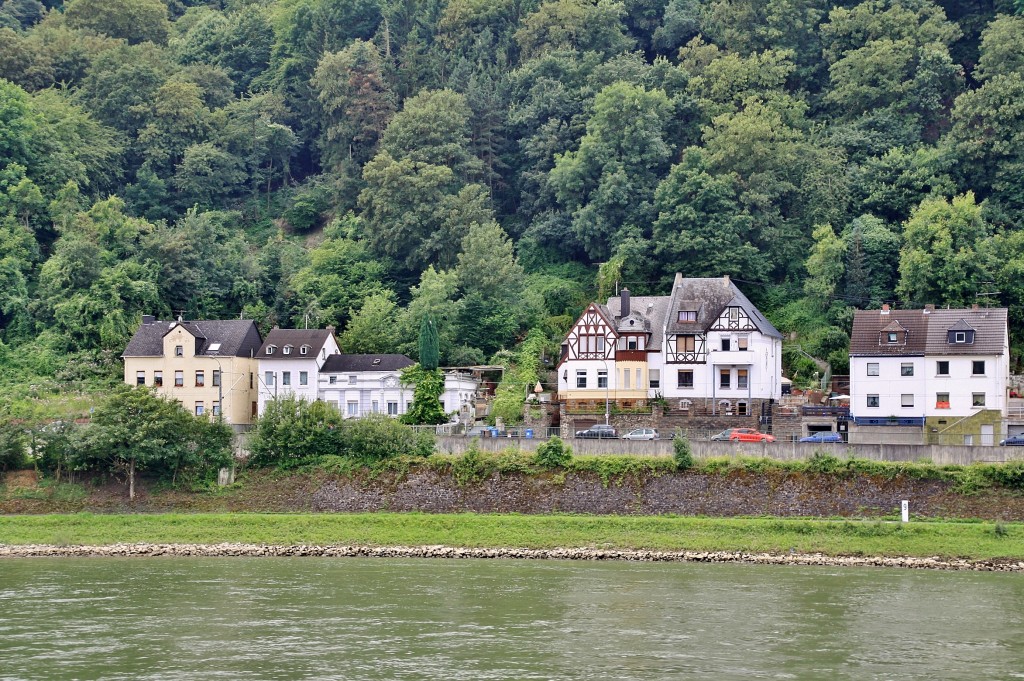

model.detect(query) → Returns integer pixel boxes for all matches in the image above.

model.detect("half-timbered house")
[558,274,783,421]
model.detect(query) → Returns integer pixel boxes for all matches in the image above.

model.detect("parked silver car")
[621,427,659,440]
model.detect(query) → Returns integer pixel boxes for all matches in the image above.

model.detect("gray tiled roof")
[122,319,263,358]
[664,275,782,338]
[851,307,1007,357]
[606,295,670,351]
[924,308,1007,356]
[321,354,415,373]
[256,329,335,359]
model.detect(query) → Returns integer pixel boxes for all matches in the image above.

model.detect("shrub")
[672,429,693,470]
[534,436,572,468]
[248,396,343,468]
[0,419,28,472]
[450,443,496,486]
[340,414,434,463]
[806,451,842,474]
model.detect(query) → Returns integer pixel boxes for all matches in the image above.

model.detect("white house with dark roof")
[319,354,480,422]
[122,316,263,426]
[558,274,783,421]
[255,327,340,414]
[850,304,1009,445]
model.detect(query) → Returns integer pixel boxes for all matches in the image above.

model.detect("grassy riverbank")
[0,512,1021,561]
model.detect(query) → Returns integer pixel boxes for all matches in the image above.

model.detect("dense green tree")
[73,386,232,498]
[418,312,439,369]
[549,81,672,259]
[803,223,846,309]
[516,0,633,59]
[897,193,991,307]
[338,290,401,353]
[63,0,171,45]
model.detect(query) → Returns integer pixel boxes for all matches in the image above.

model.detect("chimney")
[326,325,335,333]
[620,288,630,317]
[141,315,155,325]
[972,303,979,310]
[881,304,890,315]
[723,274,730,288]
[924,304,934,314]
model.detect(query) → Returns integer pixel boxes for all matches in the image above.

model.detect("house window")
[955,332,966,343]
[195,371,204,387]
[901,363,914,377]
[329,376,337,385]
[679,399,692,411]
[867,394,879,408]
[737,401,748,416]
[300,345,309,355]
[249,372,253,389]
[636,368,642,389]
[175,345,183,357]
[136,371,145,386]
[721,338,731,351]
[282,372,291,386]
[737,337,749,351]
[972,393,986,407]
[936,393,950,408]
[299,371,308,386]
[212,370,221,387]
[597,371,608,389]
[212,402,220,416]
[174,370,184,387]
[265,371,274,387]
[347,401,358,416]
[867,363,879,376]
[737,369,748,390]
[649,369,660,389]
[596,336,605,353]
[371,400,379,413]
[195,401,204,415]
[901,394,914,408]
[283,345,292,355]
[266,345,275,355]
[888,332,898,344]
[154,371,163,387]
[972,361,985,375]
[677,335,695,352]
[576,370,587,388]
[348,375,357,385]
[622,370,631,389]
[677,370,693,388]
[627,338,638,350]
[936,361,949,376]
[387,401,399,415]
[729,307,739,322]
[677,310,696,322]
[720,369,731,389]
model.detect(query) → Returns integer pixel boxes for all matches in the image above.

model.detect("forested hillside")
[1,0,1023,411]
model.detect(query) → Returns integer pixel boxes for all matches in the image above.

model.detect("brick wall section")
[306,469,1024,520]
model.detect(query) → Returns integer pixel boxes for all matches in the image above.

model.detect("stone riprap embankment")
[2,543,1022,572]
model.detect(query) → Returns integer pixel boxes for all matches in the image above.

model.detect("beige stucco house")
[122,316,263,427]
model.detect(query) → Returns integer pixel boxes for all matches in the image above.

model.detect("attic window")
[887,332,898,344]
[300,345,309,355]
[283,345,293,355]
[677,311,697,322]
[208,343,221,353]
[267,345,276,355]
[372,358,381,365]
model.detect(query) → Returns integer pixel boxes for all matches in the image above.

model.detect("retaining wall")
[434,436,1024,466]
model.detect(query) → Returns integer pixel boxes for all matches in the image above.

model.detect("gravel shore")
[2,543,1022,571]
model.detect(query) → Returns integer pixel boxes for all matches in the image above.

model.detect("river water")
[1,558,1022,680]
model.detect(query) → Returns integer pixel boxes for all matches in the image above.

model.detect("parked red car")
[711,428,776,443]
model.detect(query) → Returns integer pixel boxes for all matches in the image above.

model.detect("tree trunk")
[129,458,135,501]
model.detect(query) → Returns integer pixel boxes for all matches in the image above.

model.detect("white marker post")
[901,500,909,523]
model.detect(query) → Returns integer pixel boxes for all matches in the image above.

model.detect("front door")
[981,424,994,446]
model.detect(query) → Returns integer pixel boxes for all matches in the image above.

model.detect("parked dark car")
[799,432,843,443]
[575,424,618,439]
[999,434,1024,446]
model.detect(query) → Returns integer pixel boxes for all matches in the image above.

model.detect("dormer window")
[948,330,974,344]
[887,332,898,344]
[677,310,697,322]
[283,345,293,355]
[266,345,276,355]
[300,345,309,355]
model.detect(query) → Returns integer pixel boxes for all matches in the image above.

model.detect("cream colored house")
[122,316,263,427]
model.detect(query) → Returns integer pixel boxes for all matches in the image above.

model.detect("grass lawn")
[0,512,1020,560]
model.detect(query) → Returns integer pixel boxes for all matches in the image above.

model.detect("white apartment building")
[255,327,340,414]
